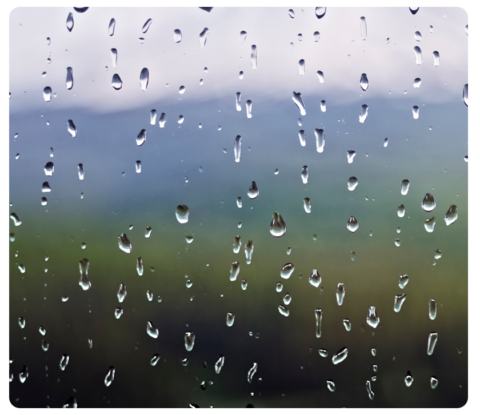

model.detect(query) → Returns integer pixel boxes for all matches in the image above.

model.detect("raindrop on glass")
[304,197,311,213]
[359,104,368,123]
[111,74,123,90]
[108,18,115,36]
[280,263,295,279]
[230,261,240,281]
[173,29,182,43]
[360,73,369,91]
[347,177,358,191]
[140,68,149,91]
[247,181,259,199]
[185,332,195,352]
[444,205,458,226]
[315,7,327,19]
[67,120,77,137]
[360,17,367,40]
[240,31,247,44]
[278,305,290,317]
[366,306,380,328]
[400,180,410,195]
[199,28,209,47]
[244,240,254,265]
[292,92,306,115]
[429,299,437,320]
[336,283,345,306]
[393,293,407,312]
[142,18,152,33]
[175,205,189,224]
[78,258,91,291]
[66,13,74,32]
[146,321,159,339]
[332,347,349,365]
[309,269,321,288]
[315,128,325,153]
[427,333,438,355]
[347,150,356,164]
[347,216,359,233]
[105,367,115,387]
[301,165,308,184]
[118,233,132,253]
[413,46,422,64]
[315,309,323,338]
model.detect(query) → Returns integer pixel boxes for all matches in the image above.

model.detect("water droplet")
[66,13,74,32]
[282,293,292,306]
[431,376,439,389]
[104,367,115,387]
[314,128,325,153]
[134,160,142,174]
[214,356,225,375]
[241,280,248,290]
[347,177,358,191]
[247,362,258,383]
[39,326,46,336]
[298,59,305,75]
[360,17,367,40]
[414,31,422,42]
[43,86,52,102]
[412,105,420,119]
[427,332,438,355]
[444,205,458,226]
[326,380,335,392]
[158,112,166,128]
[147,354,160,367]
[173,28,182,43]
[463,84,470,108]
[143,226,152,239]
[108,18,115,36]
[247,181,259,199]
[245,240,254,264]
[118,233,132,253]
[280,263,295,279]
[231,135,242,163]
[198,27,209,48]
[315,309,323,338]
[117,284,127,303]
[146,321,159,339]
[366,306,380,328]
[18,317,26,329]
[409,7,419,14]
[185,332,195,352]
[288,9,295,18]
[235,92,242,111]
[336,283,345,306]
[366,380,375,400]
[343,319,352,331]
[400,180,410,195]
[316,70,325,83]
[313,31,321,42]
[278,305,290,317]
[146,290,154,302]
[67,120,77,137]
[346,216,359,233]
[19,366,29,383]
[424,217,436,233]
[414,78,422,88]
[299,166,308,185]
[236,197,243,209]
[276,282,283,292]
[347,150,356,164]
[111,74,123,90]
[230,261,240,281]
[231,236,241,254]
[359,104,368,123]
[59,354,69,371]
[428,299,438,320]
[66,67,74,90]
[140,68,149,91]
[10,213,22,226]
[307,269,321,288]
[396,205,405,218]
[360,73,369,91]
[292,92,306,115]
[318,349,328,358]
[41,339,49,351]
[175,205,189,224]
[238,222,242,228]
[270,212,287,237]
[393,293,407,312]
[225,312,236,327]
[432,51,440,66]
[78,258,91,290]
[42,182,51,193]
[332,347,349,365]
[245,100,253,118]
[141,18,152,33]
[315,7,327,19]
[413,46,422,64]
[303,197,312,213]
[250,45,257,69]
[398,274,409,289]
[298,130,306,147]
[239,30,247,44]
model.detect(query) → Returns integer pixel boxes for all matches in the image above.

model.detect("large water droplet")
[66,13,74,32]
[315,309,323,338]
[140,68,149,91]
[427,332,438,355]
[43,86,52,102]
[336,283,345,305]
[236,197,242,208]
[360,17,367,40]
[42,182,51,192]
[332,347,348,365]
[414,46,422,64]
[146,321,159,339]
[292,92,306,115]
[347,177,358,191]
[347,150,356,164]
[393,293,407,312]
[347,216,359,233]
[199,28,209,47]
[78,258,91,290]
[185,332,195,352]
[278,305,290,317]
[240,30,247,44]
[414,78,422,88]
[412,106,420,119]
[366,306,380,328]
[142,18,152,33]
[248,181,259,199]
[409,7,419,14]
[315,7,326,19]
[303,197,311,213]
[432,51,440,66]
[429,299,437,320]
[104,367,115,387]
[246,100,253,118]
[111,74,123,90]
[444,205,458,226]
[230,261,240,281]
[463,84,468,107]
[280,263,295,279]
[360,73,369,91]
[244,240,254,264]
[298,59,305,75]
[67,120,77,137]
[308,269,321,288]
[397,204,406,218]
[251,45,257,69]
[108,18,115,36]
[400,179,410,195]
[175,205,189,224]
[269,212,287,237]
[424,217,436,233]
[118,233,132,253]
[359,104,368,123]
[247,362,258,383]
[173,29,182,43]
[314,128,325,153]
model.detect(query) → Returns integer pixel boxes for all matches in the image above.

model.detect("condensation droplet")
[175,205,189,224]
[280,263,295,279]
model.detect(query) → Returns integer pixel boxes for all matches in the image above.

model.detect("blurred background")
[9,6,467,408]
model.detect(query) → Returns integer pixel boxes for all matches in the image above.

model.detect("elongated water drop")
[444,205,458,226]
[247,363,258,383]
[276,283,283,292]
[248,181,259,199]
[399,274,409,289]
[304,197,311,213]
[239,30,247,44]
[316,71,325,83]
[251,45,257,69]
[185,332,195,352]
[159,112,166,128]
[236,197,242,208]
[150,354,160,366]
[414,78,421,88]
[343,319,352,331]
[111,74,122,90]
[397,204,406,218]
[241,280,248,290]
[288,9,295,18]
[347,177,358,191]
[360,17,367,40]
[332,347,348,365]
[115,308,124,320]
[314,31,320,42]
[173,29,182,43]
[315,309,323,338]
[414,31,422,42]
[117,284,127,303]
[140,68,149,91]
[41,339,49,351]
[175,205,189,224]
[320,100,326,112]
[42,182,51,192]
[199,28,209,47]
[427,332,438,355]
[433,51,440,66]
[359,104,368,123]
[400,179,410,195]
[18,317,26,329]
[235,92,242,111]
[145,321,159,339]
[283,293,292,306]
[108,18,115,36]
[278,305,290,317]
[109,49,118,68]
[67,120,77,137]
[233,236,241,254]
[315,7,326,19]
[298,59,305,75]
[366,381,374,400]
[66,67,74,90]
[270,212,287,237]
[360,73,369,91]
[280,263,294,279]
[226,312,235,327]
[10,213,22,226]
[347,150,356,164]
[301,165,308,184]
[60,354,70,371]
[246,100,252,118]
[292,92,306,115]
[142,18,152,33]
[336,283,345,306]
[414,46,422,64]
[78,258,91,290]
[393,293,406,312]
[244,240,254,264]
[43,86,52,102]
[234,135,242,162]
[347,216,359,233]
[429,299,437,320]
[230,261,240,281]
[105,367,115,387]
[424,217,435,233]
[66,13,74,32]
[309,269,321,288]
[215,356,225,374]
[463,84,468,107]
[314,128,325,153]
[366,306,380,328]
[412,106,419,119]
[298,130,306,146]
[118,233,132,253]
[136,257,143,276]
[431,376,439,389]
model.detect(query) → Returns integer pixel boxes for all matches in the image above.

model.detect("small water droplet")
[393,293,407,312]
[78,258,91,290]
[118,234,132,253]
[332,347,349,365]
[270,212,287,237]
[298,59,305,75]
[316,70,325,83]
[241,280,248,290]
[111,74,123,90]
[173,29,182,43]
[414,31,422,41]
[366,306,380,328]
[104,367,115,387]
[444,205,458,226]
[400,180,410,195]
[366,380,375,400]
[298,130,306,146]
[240,30,247,44]
[244,240,254,264]
[427,332,438,355]
[185,332,195,352]
[43,86,52,102]
[226,312,235,327]
[431,376,439,389]
[326,380,335,392]
[315,309,323,338]
[278,305,290,317]
[142,18,152,33]
[175,205,189,224]
[347,177,358,191]
[41,339,49,351]
[424,217,436,233]
[347,216,359,233]
[280,263,295,279]
[301,165,308,184]
[315,7,327,19]
[360,73,369,91]
[19,366,29,383]
[288,9,295,18]
[67,120,77,137]
[359,104,369,123]
[139,68,149,91]
[414,46,422,64]
[146,321,159,339]
[292,92,306,115]
[59,354,70,371]
[250,45,257,69]
[303,197,311,213]
[463,84,468,107]
[66,67,74,90]
[412,105,420,119]
[433,51,440,66]
[343,319,352,331]
[283,293,292,305]
[414,78,422,88]
[314,128,325,153]
[276,282,283,292]
[409,7,419,15]
[215,356,225,374]
[199,27,209,47]
[66,13,74,32]
[347,150,356,164]
[230,261,240,281]
[247,362,258,383]
[247,181,259,199]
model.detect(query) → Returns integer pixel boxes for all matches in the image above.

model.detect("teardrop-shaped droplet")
[146,321,159,339]
[105,367,115,387]
[41,339,49,351]
[429,299,437,320]
[332,347,348,365]
[215,356,225,374]
[240,30,247,44]
[325,380,335,392]
[140,68,149,91]
[314,31,320,42]
[298,59,305,75]
[112,74,123,90]
[309,269,321,288]
[303,197,311,213]
[343,319,352,331]
[432,51,440,66]
[347,150,356,164]
[108,18,115,36]
[77,163,85,180]
[244,240,254,264]
[270,212,287,237]
[421,193,436,212]
[247,362,258,383]
[235,92,242,111]
[409,7,419,14]
[148,110,157,127]
[397,204,406,217]
[292,92,306,115]
[430,376,439,389]
[463,84,470,107]
[399,274,409,289]
[142,18,152,33]
[359,104,368,123]
[178,85,185,95]
[18,316,26,329]
[278,305,290,317]
[67,120,77,137]
[315,7,326,19]
[316,70,325,83]
[136,257,144,276]
[347,216,359,233]
[360,73,369,91]
[414,46,422,64]
[250,45,257,69]
[424,217,435,233]
[117,284,127,302]
[118,233,132,253]
[298,130,306,147]
[360,17,367,40]
[412,106,419,119]
[276,282,283,292]
[114,307,123,319]
[241,280,248,290]
[248,181,259,199]
[427,332,438,355]
[280,263,295,279]
[159,112,166,128]
[366,380,375,400]
[233,135,242,162]
[230,261,240,281]
[236,197,242,208]
[434,249,442,260]
[366,306,380,328]
[149,353,160,367]
[246,100,252,118]
[66,67,74,90]
[336,283,345,306]
[43,86,52,102]
[10,213,22,226]
[314,128,325,153]
[110,48,118,68]
[42,182,51,192]
[347,177,358,191]
[400,179,410,195]
[185,332,195,352]
[301,165,308,184]
[199,27,209,47]
[78,258,91,290]
[413,78,422,88]
[226,312,235,327]
[173,29,182,43]
[444,205,458,226]
[283,293,292,306]
[66,13,74,32]
[233,236,241,254]
[135,129,146,146]
[414,31,422,41]
[393,293,407,312]
[59,354,70,371]
[175,205,189,224]
[320,100,326,112]
[288,9,295,18]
